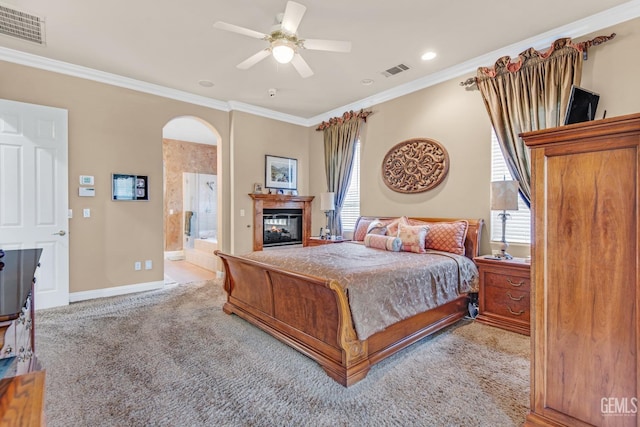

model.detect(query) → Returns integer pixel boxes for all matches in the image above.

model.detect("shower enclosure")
[183,172,217,249]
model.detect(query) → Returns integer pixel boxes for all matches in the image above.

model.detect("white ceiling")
[0,0,638,124]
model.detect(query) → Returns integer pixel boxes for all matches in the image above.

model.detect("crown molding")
[227,100,309,126]
[0,0,638,128]
[308,0,640,125]
[0,45,231,111]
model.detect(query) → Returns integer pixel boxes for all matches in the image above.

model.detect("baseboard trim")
[69,280,165,303]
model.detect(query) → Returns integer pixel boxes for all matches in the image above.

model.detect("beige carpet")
[35,279,530,426]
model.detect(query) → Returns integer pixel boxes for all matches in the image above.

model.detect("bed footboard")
[215,250,370,386]
[215,248,470,386]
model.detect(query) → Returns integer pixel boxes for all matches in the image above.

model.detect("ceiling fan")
[213,1,351,78]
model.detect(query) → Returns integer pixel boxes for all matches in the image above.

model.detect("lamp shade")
[490,180,519,211]
[272,40,295,64]
[320,192,335,211]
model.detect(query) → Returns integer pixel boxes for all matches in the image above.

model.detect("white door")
[0,99,69,309]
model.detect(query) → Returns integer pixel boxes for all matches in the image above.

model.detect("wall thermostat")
[80,175,94,185]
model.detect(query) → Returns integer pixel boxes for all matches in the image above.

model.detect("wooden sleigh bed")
[215,217,483,386]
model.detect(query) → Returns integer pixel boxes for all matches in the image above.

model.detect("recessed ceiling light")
[198,80,214,87]
[361,79,374,86]
[421,51,437,61]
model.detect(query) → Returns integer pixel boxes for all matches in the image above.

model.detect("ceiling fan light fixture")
[272,40,295,64]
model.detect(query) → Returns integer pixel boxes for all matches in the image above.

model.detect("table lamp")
[491,180,519,259]
[320,192,335,239]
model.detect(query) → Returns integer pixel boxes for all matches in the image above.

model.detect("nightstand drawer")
[484,285,530,322]
[484,271,530,292]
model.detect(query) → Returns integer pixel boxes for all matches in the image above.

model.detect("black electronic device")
[564,85,600,125]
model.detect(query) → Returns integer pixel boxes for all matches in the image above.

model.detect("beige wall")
[309,78,496,253]
[309,17,640,257]
[0,16,639,294]
[0,61,231,293]
[579,19,640,117]
[229,111,310,255]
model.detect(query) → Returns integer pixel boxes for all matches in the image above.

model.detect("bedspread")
[242,242,479,340]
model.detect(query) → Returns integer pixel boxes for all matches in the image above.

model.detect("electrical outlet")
[134,261,142,271]
[145,260,152,270]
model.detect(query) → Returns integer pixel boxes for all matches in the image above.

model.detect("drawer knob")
[507,292,525,301]
[507,278,525,287]
[507,306,525,316]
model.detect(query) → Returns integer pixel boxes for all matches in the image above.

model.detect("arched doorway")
[162,116,221,283]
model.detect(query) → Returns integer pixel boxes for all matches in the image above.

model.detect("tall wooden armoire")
[522,113,640,427]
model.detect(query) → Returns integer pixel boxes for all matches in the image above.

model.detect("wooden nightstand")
[306,237,349,246]
[474,256,531,335]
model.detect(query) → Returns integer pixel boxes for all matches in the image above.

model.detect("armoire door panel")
[544,147,636,425]
[523,113,640,427]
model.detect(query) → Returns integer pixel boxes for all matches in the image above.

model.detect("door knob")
[52,230,66,236]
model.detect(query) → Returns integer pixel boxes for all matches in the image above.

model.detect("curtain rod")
[460,33,616,88]
[316,109,373,131]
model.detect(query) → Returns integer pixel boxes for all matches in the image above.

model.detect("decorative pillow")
[408,219,469,255]
[353,218,374,241]
[366,220,387,236]
[397,223,429,253]
[364,234,402,252]
[385,216,409,237]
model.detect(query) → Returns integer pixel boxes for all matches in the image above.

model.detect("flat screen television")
[564,85,600,125]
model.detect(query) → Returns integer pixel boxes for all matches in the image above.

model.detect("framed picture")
[253,183,263,194]
[265,155,297,190]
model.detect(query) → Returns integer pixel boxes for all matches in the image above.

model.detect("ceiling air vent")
[0,3,45,45]
[381,63,410,77]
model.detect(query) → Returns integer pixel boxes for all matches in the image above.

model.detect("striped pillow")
[364,234,402,252]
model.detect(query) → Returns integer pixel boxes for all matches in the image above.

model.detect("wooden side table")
[306,237,349,247]
[0,370,46,426]
[474,256,531,335]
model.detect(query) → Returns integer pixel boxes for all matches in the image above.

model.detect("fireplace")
[250,194,314,251]
[263,209,302,247]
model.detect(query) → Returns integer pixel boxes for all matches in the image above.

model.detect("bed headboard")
[354,216,484,261]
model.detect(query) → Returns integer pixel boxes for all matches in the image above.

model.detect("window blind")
[340,141,360,231]
[491,130,531,244]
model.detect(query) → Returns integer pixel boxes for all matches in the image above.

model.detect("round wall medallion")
[381,138,450,193]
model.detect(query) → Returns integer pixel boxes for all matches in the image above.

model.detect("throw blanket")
[243,242,479,340]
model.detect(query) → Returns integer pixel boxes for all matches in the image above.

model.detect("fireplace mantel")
[250,194,314,251]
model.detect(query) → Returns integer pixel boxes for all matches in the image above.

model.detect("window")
[340,141,360,231]
[491,130,531,244]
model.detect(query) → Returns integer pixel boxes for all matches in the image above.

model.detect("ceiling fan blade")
[237,49,271,69]
[281,1,306,34]
[291,53,313,78]
[213,21,267,40]
[302,39,352,53]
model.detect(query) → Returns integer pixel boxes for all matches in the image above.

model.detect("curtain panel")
[317,109,371,236]
[464,34,615,207]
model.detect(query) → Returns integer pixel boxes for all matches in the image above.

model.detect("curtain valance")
[460,33,616,88]
[316,109,372,131]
